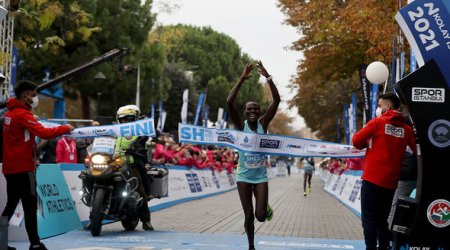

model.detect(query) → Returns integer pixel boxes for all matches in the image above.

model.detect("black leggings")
[2,172,40,245]
[237,181,269,249]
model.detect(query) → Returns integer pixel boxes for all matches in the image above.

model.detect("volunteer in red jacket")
[352,93,416,250]
[1,81,73,250]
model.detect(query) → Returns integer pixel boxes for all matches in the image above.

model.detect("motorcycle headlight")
[92,154,109,164]
[91,154,110,171]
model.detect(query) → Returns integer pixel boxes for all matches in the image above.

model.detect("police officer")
[115,105,153,231]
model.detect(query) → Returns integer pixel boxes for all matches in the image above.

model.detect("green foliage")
[149,25,265,126]
[14,0,163,119]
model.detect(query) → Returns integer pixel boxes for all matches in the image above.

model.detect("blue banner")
[337,112,341,143]
[194,93,205,126]
[351,93,357,135]
[343,104,350,145]
[396,0,450,88]
[151,103,155,119]
[10,46,18,94]
[410,49,417,72]
[371,84,379,119]
[36,164,81,238]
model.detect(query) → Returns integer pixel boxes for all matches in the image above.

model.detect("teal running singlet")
[236,121,268,184]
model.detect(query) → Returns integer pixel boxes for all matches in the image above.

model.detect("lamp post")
[94,72,106,117]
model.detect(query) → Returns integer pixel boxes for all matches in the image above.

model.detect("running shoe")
[266,204,274,221]
[308,187,312,194]
[304,192,307,197]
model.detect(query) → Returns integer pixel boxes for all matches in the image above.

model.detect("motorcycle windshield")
[90,136,116,155]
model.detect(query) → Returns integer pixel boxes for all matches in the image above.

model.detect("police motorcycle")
[78,135,146,236]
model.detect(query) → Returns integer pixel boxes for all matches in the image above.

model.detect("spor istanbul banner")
[40,118,156,138]
[395,0,450,88]
[179,123,365,158]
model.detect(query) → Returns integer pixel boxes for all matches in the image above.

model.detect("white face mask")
[26,95,39,109]
[375,107,382,117]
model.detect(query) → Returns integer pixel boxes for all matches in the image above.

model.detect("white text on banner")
[178,123,365,158]
[41,118,156,138]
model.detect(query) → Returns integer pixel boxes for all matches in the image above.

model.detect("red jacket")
[2,98,71,174]
[56,136,78,163]
[352,110,416,190]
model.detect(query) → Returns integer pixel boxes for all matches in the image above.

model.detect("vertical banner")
[221,111,228,129]
[203,105,209,127]
[348,104,354,141]
[337,112,341,143]
[395,0,450,88]
[10,46,18,94]
[194,93,205,126]
[400,51,406,78]
[371,84,379,119]
[181,89,189,124]
[351,93,357,137]
[391,35,397,92]
[343,104,350,145]
[410,50,417,72]
[359,64,371,124]
[217,107,224,128]
[151,103,155,119]
[157,101,164,131]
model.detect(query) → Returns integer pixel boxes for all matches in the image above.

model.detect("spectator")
[56,136,78,163]
[2,80,73,250]
[37,137,58,163]
[352,93,416,250]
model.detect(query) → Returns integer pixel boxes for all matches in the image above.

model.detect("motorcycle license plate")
[92,137,116,154]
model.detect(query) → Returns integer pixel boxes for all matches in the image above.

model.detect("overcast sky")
[152,0,305,129]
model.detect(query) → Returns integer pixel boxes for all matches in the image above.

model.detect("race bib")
[92,137,116,154]
[244,153,266,169]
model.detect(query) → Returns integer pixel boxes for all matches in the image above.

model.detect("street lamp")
[94,72,106,117]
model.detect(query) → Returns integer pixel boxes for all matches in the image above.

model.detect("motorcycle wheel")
[90,188,106,236]
[121,215,139,231]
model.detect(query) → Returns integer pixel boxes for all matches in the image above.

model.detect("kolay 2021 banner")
[393,1,450,249]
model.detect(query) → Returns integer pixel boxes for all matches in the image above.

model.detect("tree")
[15,0,164,119]
[149,25,266,126]
[278,0,402,140]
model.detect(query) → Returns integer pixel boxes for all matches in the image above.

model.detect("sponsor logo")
[286,144,302,149]
[385,124,405,138]
[427,199,450,228]
[216,131,235,144]
[5,117,10,125]
[412,87,445,103]
[239,136,252,148]
[428,119,450,148]
[399,245,437,250]
[92,128,115,136]
[259,139,281,149]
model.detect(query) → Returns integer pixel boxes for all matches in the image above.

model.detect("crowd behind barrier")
[37,129,243,175]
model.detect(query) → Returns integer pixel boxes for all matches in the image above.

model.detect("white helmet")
[116,105,140,123]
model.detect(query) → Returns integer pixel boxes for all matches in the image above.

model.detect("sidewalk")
[10,173,365,250]
[106,173,364,239]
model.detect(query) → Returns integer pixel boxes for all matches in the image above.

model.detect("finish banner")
[395,0,450,88]
[178,123,365,158]
[40,118,156,138]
